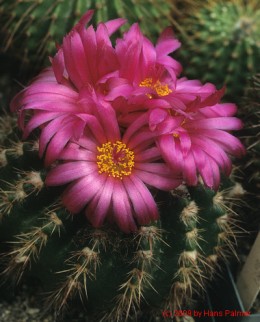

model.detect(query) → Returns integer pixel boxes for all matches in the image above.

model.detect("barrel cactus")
[0,10,245,321]
[179,0,260,101]
[0,123,244,321]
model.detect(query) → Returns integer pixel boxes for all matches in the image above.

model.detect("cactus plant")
[179,0,260,101]
[0,9,246,321]
[0,117,243,321]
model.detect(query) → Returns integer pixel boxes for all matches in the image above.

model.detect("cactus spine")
[0,118,243,321]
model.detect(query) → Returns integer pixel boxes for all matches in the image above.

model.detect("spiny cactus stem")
[5,1,39,51]
[48,243,101,312]
[136,225,168,250]
[1,228,48,282]
[108,225,162,321]
[0,171,45,217]
[86,229,113,251]
[186,228,205,250]
[0,203,66,284]
[6,140,24,157]
[0,149,7,167]
[180,200,200,227]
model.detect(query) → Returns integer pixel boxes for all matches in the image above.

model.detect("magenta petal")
[76,136,98,152]
[44,119,85,166]
[127,130,155,150]
[104,18,127,36]
[23,112,62,138]
[96,104,120,141]
[80,25,97,84]
[105,79,133,100]
[179,131,191,156]
[24,82,78,100]
[157,55,182,78]
[76,113,106,143]
[85,177,114,227]
[201,103,237,118]
[39,115,66,156]
[149,108,168,131]
[192,148,215,189]
[96,23,112,46]
[210,159,221,190]
[75,10,94,30]
[192,136,232,174]
[134,168,181,190]
[197,129,245,157]
[182,152,198,186]
[158,135,183,172]
[52,48,65,83]
[156,27,181,56]
[59,145,96,161]
[134,147,161,162]
[141,37,157,69]
[112,181,137,233]
[123,113,149,144]
[62,173,105,214]
[188,117,243,130]
[63,34,82,89]
[46,161,96,185]
[123,176,158,225]
[69,31,89,85]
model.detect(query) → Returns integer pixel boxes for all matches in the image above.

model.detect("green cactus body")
[0,0,175,70]
[0,118,243,321]
[179,0,260,101]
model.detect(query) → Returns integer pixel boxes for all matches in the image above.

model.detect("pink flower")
[148,90,245,189]
[51,10,126,92]
[106,24,182,102]
[10,10,126,166]
[106,24,219,123]
[45,103,181,233]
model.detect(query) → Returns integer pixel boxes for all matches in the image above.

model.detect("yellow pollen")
[139,77,172,98]
[96,141,135,179]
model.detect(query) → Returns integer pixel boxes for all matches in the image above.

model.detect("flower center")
[96,141,135,179]
[139,78,172,98]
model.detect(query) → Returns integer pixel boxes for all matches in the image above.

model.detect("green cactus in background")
[0,115,244,321]
[178,0,260,101]
[237,74,260,232]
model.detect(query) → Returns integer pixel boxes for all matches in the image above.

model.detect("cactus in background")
[242,74,260,181]
[0,117,242,321]
[237,74,260,231]
[179,0,260,101]
[0,0,176,71]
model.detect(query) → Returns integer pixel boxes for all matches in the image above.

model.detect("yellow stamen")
[96,141,135,179]
[139,78,172,98]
